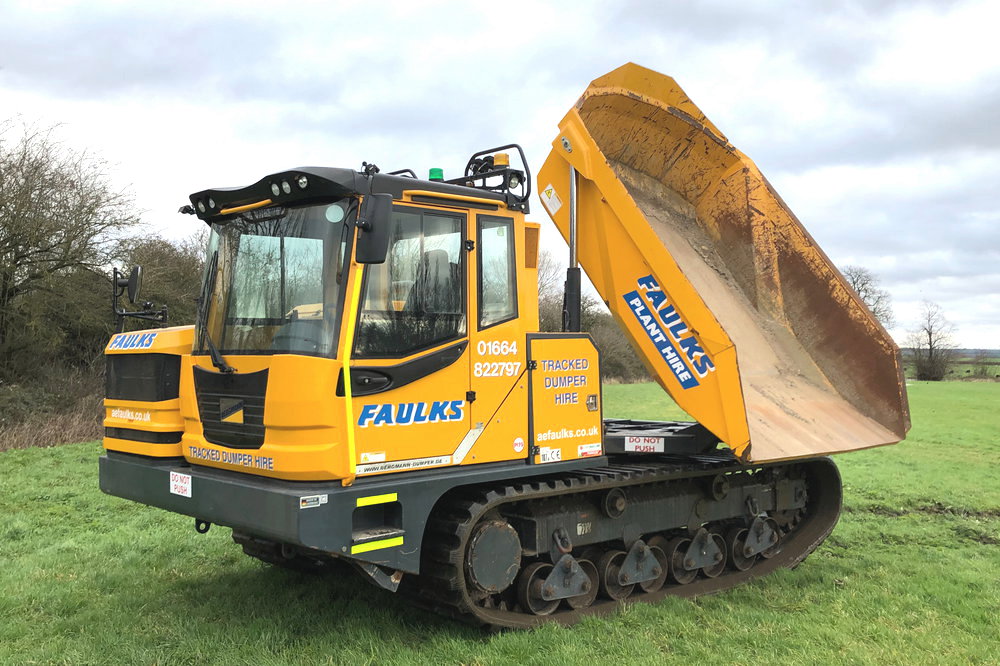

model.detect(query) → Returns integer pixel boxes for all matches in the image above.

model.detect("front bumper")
[99,451,603,573]
[100,452,355,552]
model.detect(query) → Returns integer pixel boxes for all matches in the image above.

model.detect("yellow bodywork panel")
[528,335,603,464]
[103,325,194,458]
[537,63,910,462]
[466,367,530,465]
[103,398,185,457]
[104,325,195,357]
[351,341,471,477]
[179,354,348,481]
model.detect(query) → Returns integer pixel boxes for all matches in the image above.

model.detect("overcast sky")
[2,0,997,347]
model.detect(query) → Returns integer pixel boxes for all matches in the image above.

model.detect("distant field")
[941,361,1000,380]
[1,382,997,664]
[902,349,1000,381]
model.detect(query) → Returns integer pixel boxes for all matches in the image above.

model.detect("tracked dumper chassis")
[230,446,842,629]
[107,414,842,629]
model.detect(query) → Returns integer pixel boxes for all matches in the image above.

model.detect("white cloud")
[1,0,997,348]
[859,2,1000,91]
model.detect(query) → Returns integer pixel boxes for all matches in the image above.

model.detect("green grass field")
[1,382,997,665]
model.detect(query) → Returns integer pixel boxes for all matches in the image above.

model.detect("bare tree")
[906,300,957,381]
[842,265,895,328]
[0,120,138,375]
[536,246,565,300]
[536,247,565,332]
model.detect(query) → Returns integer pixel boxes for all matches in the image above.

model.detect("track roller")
[597,550,635,600]
[664,536,698,584]
[641,537,670,593]
[700,533,727,578]
[726,527,756,571]
[516,562,559,615]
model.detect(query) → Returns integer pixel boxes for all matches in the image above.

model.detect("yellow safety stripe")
[340,250,366,485]
[401,189,507,208]
[219,199,273,215]
[356,493,398,507]
[350,536,403,555]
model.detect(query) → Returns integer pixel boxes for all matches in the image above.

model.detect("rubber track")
[404,455,842,629]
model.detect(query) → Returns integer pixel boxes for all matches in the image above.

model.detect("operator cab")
[115,146,555,482]
[185,147,531,363]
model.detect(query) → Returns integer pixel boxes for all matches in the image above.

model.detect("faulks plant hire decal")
[108,332,158,350]
[358,400,465,427]
[623,274,715,389]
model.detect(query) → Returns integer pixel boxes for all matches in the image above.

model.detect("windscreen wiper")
[205,333,235,374]
[196,249,235,374]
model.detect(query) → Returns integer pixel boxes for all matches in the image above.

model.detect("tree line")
[0,117,978,433]
[0,121,205,428]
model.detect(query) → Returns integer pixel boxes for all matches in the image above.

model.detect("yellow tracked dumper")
[100,63,909,627]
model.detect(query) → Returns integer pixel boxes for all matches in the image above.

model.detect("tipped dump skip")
[539,63,909,462]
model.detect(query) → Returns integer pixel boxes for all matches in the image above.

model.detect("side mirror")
[127,266,143,304]
[355,193,392,264]
[115,266,143,304]
[111,264,166,331]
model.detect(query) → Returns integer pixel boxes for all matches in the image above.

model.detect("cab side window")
[478,216,517,328]
[355,208,466,357]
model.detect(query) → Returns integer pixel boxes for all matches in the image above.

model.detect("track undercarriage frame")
[233,435,842,629]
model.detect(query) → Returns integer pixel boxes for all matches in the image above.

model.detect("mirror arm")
[113,306,169,334]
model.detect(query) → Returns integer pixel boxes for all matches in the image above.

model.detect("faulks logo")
[358,401,464,428]
[108,332,158,350]
[623,274,715,390]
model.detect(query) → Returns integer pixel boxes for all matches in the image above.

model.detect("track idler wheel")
[597,550,635,600]
[516,562,559,616]
[565,559,599,609]
[726,527,756,571]
[465,518,521,594]
[664,537,698,584]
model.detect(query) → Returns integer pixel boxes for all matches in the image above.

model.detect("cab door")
[467,213,532,465]
[348,204,471,476]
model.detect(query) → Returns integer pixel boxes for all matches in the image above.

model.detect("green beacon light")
[429,167,444,182]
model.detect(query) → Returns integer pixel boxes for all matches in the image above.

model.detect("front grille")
[106,354,181,401]
[193,366,268,449]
